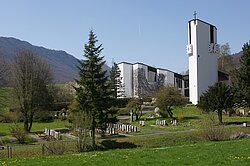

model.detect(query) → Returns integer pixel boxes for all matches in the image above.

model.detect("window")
[147,66,157,82]
[189,22,191,44]
[184,89,189,97]
[175,78,182,89]
[210,25,214,43]
[184,80,189,88]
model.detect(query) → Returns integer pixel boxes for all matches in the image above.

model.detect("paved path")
[61,133,78,140]
[29,134,46,142]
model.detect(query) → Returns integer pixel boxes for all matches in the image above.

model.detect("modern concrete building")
[118,62,184,98]
[117,18,228,104]
[187,19,219,104]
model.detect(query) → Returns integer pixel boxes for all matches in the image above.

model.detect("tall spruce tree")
[74,30,112,147]
[236,42,250,106]
[109,62,124,98]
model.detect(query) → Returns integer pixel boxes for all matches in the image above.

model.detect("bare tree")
[11,51,53,132]
[0,55,8,107]
[0,55,8,85]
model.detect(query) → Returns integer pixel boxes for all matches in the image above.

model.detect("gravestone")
[139,121,145,126]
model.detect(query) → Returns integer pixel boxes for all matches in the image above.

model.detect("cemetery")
[0,10,249,165]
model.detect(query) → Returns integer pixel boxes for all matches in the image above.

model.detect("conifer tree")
[235,42,250,107]
[198,82,233,125]
[74,30,112,147]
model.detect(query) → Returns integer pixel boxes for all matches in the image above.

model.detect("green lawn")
[128,106,250,136]
[0,120,71,135]
[1,138,250,165]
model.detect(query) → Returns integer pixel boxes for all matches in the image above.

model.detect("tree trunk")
[139,109,143,120]
[218,110,223,125]
[167,107,173,119]
[23,112,29,132]
[135,113,139,121]
[28,112,34,132]
[91,118,96,148]
[91,126,96,148]
[78,129,83,152]
[83,129,87,151]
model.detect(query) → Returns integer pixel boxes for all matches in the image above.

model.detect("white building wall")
[118,63,133,98]
[133,63,148,79]
[157,69,175,86]
[188,19,218,104]
[132,63,149,97]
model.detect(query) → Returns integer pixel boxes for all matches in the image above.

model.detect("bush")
[117,107,130,116]
[0,138,4,146]
[177,113,185,121]
[10,123,27,144]
[112,98,131,108]
[33,110,53,122]
[142,97,152,103]
[158,109,169,118]
[45,141,66,155]
[0,111,19,123]
[200,113,226,141]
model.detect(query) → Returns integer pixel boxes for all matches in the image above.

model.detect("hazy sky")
[0,0,249,72]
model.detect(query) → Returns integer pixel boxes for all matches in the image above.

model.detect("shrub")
[158,109,169,118]
[200,113,226,141]
[117,107,130,116]
[0,111,19,123]
[230,132,250,140]
[33,110,53,122]
[45,141,66,155]
[112,98,131,108]
[0,138,4,146]
[142,97,152,103]
[10,123,27,144]
[177,113,185,121]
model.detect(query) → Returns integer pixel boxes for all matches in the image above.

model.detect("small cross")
[194,11,197,20]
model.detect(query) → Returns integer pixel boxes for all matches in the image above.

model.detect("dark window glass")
[189,22,191,44]
[210,25,214,43]
[184,89,189,97]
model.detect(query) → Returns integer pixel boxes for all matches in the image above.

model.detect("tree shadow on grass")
[224,121,248,125]
[182,116,200,120]
[100,140,137,150]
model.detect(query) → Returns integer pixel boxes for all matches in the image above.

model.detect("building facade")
[118,62,185,98]
[187,19,219,104]
[117,19,228,104]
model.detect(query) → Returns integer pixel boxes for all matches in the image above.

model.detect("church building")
[117,18,228,104]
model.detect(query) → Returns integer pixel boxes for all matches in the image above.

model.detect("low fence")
[0,141,78,159]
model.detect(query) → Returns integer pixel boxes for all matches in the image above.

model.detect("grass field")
[128,106,250,135]
[1,138,250,165]
[0,120,71,135]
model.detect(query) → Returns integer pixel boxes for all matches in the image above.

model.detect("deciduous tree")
[218,43,237,84]
[11,51,53,132]
[126,98,143,121]
[0,55,8,107]
[0,55,7,84]
[154,86,187,119]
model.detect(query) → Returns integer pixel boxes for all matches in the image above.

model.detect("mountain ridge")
[0,37,110,83]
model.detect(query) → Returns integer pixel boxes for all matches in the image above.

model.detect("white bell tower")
[187,17,219,105]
